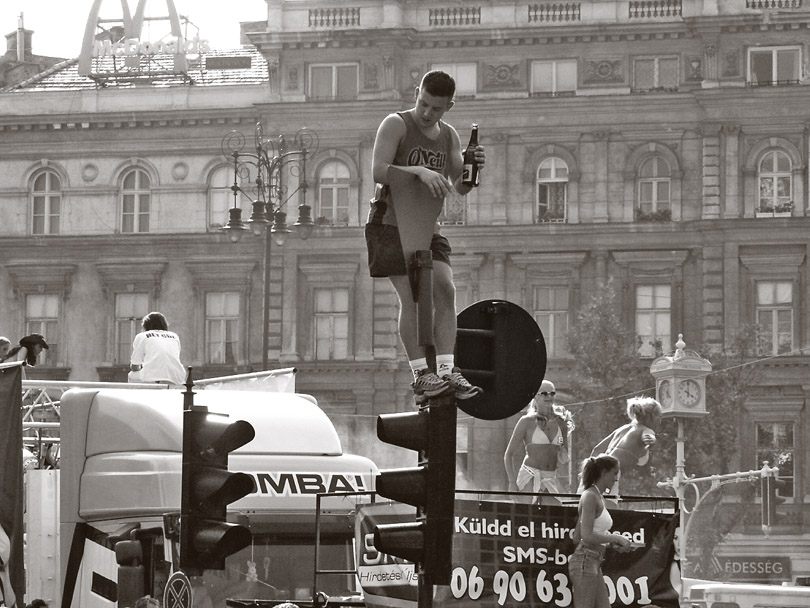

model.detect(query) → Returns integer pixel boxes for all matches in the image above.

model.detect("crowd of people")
[503,377,664,608]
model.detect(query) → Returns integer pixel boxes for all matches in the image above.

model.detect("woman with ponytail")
[568,454,631,607]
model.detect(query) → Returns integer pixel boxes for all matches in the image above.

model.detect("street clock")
[650,334,711,418]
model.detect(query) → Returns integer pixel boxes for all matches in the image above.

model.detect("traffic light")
[180,406,255,574]
[373,392,456,585]
[761,469,788,532]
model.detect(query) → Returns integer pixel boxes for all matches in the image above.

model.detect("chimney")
[17,13,24,62]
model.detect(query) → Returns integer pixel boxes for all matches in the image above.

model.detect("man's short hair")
[27,600,49,608]
[420,70,456,99]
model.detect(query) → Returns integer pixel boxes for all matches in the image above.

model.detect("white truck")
[58,384,378,607]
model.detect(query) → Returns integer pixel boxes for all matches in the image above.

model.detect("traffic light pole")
[374,167,458,607]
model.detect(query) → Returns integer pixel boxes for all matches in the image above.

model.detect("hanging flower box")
[755,210,792,218]
[636,208,671,222]
[756,201,793,218]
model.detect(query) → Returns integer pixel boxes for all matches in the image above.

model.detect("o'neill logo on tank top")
[407,147,447,172]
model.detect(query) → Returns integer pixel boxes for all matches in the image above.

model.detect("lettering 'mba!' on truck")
[60,386,378,607]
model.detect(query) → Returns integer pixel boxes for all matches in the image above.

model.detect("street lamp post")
[220,122,319,370]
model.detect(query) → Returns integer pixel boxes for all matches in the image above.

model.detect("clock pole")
[650,334,712,578]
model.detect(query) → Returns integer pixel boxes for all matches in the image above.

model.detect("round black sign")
[455,300,547,420]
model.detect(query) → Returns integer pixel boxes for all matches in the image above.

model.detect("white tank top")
[593,494,613,536]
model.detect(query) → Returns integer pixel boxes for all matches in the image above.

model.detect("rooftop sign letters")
[78,0,210,76]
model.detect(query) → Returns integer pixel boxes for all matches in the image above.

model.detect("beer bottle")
[462,123,480,187]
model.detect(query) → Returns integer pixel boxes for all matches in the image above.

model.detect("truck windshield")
[187,534,358,606]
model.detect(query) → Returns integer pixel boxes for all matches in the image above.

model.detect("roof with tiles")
[4,46,269,92]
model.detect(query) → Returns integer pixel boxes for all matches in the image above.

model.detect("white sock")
[409,358,428,380]
[436,354,454,377]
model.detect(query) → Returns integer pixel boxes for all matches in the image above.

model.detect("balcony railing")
[746,0,802,7]
[309,7,361,28]
[429,6,482,26]
[528,3,582,22]
[628,0,683,18]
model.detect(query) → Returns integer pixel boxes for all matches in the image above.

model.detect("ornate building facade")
[1,0,808,582]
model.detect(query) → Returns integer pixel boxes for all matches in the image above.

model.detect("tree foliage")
[566,279,759,496]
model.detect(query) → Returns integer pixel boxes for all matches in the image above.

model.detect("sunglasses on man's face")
[540,391,556,397]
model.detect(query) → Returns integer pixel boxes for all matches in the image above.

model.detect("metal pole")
[262,221,272,371]
[676,418,686,574]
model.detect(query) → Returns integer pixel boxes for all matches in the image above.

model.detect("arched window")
[637,157,671,217]
[32,170,61,235]
[121,168,151,233]
[209,166,233,228]
[758,150,792,214]
[317,160,350,225]
[536,157,568,223]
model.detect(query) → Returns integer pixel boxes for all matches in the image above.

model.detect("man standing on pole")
[364,70,486,402]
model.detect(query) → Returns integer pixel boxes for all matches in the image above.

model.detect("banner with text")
[356,499,679,608]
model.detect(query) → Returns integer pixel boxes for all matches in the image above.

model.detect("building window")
[209,165,234,229]
[309,64,358,101]
[636,284,671,357]
[31,171,61,235]
[757,150,792,214]
[638,157,671,217]
[26,294,59,365]
[536,157,568,222]
[748,46,800,86]
[317,161,350,225]
[314,288,349,360]
[533,286,569,358]
[633,56,679,91]
[530,59,577,96]
[121,168,151,233]
[756,422,794,498]
[756,281,793,355]
[115,293,149,364]
[431,62,477,96]
[206,291,240,364]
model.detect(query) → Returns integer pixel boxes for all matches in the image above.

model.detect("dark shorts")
[365,223,452,277]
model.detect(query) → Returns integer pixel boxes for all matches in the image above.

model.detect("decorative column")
[593,131,610,223]
[700,125,722,219]
[722,125,741,218]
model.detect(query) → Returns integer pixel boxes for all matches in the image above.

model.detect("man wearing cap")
[504,380,571,503]
[0,334,49,367]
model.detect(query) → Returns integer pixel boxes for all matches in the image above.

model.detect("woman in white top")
[129,312,186,387]
[568,454,631,608]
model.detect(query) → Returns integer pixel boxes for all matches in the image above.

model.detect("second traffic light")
[373,392,456,585]
[761,468,787,531]
[181,407,255,574]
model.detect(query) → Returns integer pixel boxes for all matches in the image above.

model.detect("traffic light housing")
[180,406,255,574]
[761,469,788,532]
[373,392,456,585]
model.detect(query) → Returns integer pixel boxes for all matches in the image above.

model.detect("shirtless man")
[504,380,570,502]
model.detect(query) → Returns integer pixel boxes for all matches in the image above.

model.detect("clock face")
[658,379,673,408]
[677,379,701,407]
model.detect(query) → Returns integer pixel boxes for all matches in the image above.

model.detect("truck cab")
[60,387,378,607]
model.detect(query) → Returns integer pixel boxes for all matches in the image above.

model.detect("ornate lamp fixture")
[220,122,318,244]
